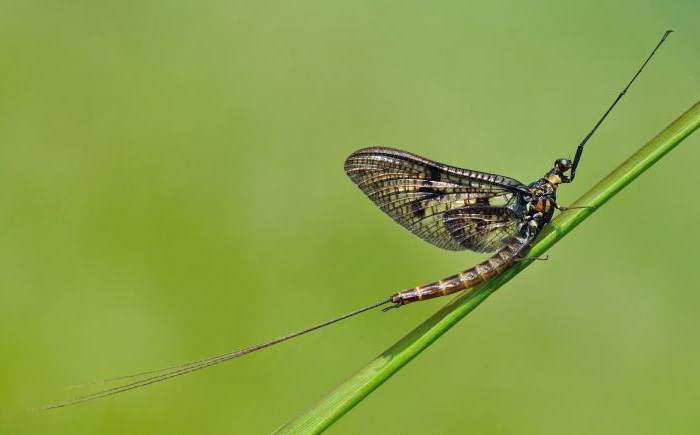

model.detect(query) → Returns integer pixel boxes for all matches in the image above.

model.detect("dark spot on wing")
[411,200,426,218]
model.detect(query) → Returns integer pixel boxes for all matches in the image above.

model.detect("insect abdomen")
[390,234,532,305]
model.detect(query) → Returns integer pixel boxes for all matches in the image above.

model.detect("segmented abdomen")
[390,233,533,305]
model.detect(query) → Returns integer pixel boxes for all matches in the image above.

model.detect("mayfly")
[38,30,673,410]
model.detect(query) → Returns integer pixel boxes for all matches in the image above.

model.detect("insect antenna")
[32,297,392,411]
[569,30,673,181]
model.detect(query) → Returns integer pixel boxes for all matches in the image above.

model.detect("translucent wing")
[344,147,527,252]
[442,206,523,252]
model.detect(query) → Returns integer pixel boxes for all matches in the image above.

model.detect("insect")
[37,31,672,410]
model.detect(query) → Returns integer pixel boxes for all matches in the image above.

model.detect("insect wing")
[443,206,522,252]
[344,147,527,252]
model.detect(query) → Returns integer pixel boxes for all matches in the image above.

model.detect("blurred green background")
[1,1,699,434]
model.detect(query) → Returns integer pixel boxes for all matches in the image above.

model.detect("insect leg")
[513,255,549,261]
[555,203,597,212]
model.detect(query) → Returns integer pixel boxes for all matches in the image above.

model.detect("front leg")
[555,202,597,212]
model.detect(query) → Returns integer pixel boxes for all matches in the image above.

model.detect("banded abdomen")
[390,233,534,306]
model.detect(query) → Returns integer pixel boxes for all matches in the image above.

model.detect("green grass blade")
[276,101,700,434]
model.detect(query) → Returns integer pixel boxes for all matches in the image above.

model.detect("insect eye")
[555,158,572,172]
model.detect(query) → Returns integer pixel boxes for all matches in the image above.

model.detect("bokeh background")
[1,1,699,434]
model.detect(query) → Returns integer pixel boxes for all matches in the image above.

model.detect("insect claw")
[381,302,402,312]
